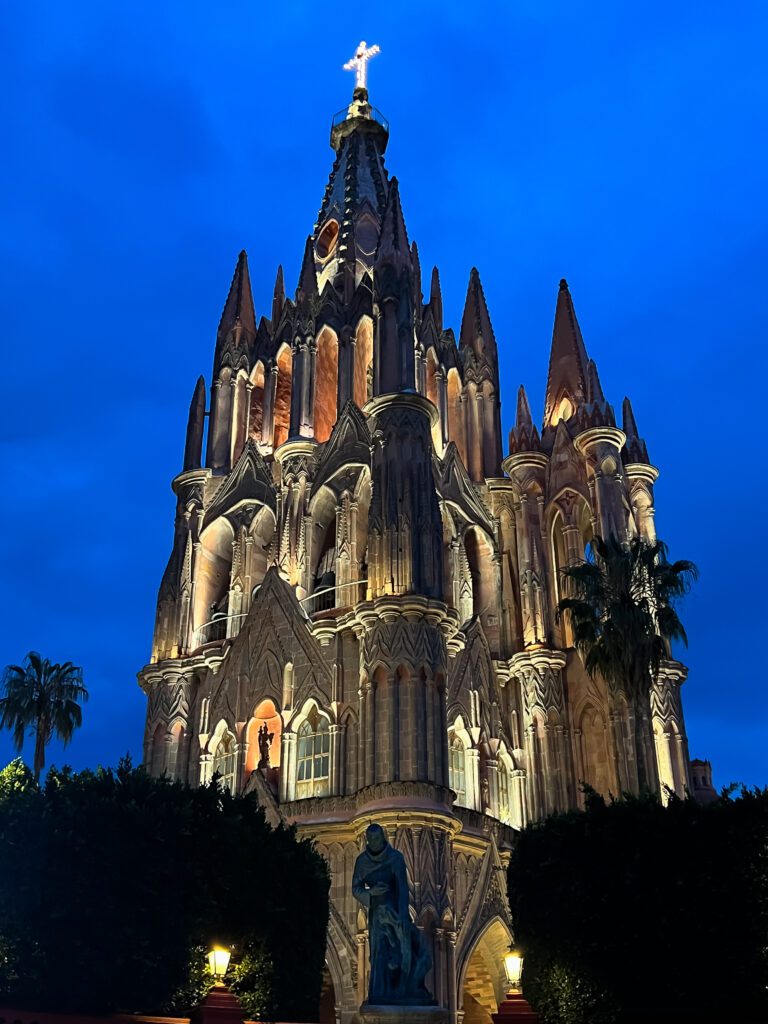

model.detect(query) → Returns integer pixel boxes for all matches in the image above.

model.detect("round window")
[315,219,339,261]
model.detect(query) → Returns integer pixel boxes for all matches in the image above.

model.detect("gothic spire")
[271,264,285,325]
[516,384,533,428]
[411,241,422,313]
[543,278,590,427]
[375,177,411,272]
[297,236,318,304]
[214,250,256,371]
[459,267,497,363]
[586,359,605,404]
[429,266,443,334]
[508,384,541,454]
[183,375,206,472]
[622,396,650,464]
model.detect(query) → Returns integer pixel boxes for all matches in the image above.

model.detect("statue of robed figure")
[352,823,434,1007]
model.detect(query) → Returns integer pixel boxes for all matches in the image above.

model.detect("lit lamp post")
[492,945,538,1024]
[207,946,232,985]
[190,946,244,1024]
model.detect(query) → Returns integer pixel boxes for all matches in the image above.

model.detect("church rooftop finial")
[343,41,380,91]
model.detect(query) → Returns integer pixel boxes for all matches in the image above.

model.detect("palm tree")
[558,536,698,793]
[0,652,89,782]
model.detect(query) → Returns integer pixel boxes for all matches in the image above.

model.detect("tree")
[558,536,697,791]
[507,788,768,1024]
[0,651,89,781]
[0,760,330,1018]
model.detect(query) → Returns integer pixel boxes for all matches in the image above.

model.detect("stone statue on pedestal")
[352,823,434,1007]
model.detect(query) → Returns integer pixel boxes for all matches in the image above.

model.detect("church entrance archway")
[459,917,512,1024]
[318,966,337,1024]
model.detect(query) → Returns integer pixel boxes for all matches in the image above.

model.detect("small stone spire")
[429,266,443,334]
[213,250,256,375]
[183,375,206,471]
[622,396,650,464]
[375,177,411,271]
[459,267,497,360]
[217,250,256,344]
[297,237,318,303]
[271,264,285,325]
[508,384,541,454]
[586,359,605,404]
[411,241,422,312]
[543,278,590,427]
[516,384,533,428]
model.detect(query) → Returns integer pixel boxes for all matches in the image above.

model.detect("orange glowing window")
[315,220,339,261]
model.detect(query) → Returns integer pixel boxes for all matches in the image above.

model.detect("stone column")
[446,931,458,1021]
[262,365,278,449]
[281,731,297,801]
[329,723,343,795]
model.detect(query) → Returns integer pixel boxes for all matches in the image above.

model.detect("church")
[139,49,692,1024]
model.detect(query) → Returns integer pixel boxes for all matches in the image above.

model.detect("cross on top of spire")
[343,41,380,91]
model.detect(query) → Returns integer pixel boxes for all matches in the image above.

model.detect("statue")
[257,721,274,769]
[352,823,434,1007]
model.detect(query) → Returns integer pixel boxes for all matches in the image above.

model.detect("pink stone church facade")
[139,81,692,1024]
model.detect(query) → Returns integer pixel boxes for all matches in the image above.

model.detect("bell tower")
[138,42,695,1024]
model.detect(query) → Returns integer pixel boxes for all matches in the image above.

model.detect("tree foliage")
[0,652,89,780]
[508,788,768,1024]
[0,759,329,1019]
[558,537,697,787]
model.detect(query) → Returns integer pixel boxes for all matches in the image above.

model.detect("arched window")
[448,734,466,805]
[497,760,511,822]
[212,731,237,793]
[296,708,330,798]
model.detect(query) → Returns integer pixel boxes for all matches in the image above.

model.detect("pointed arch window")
[497,760,511,824]
[296,708,330,798]
[448,734,467,805]
[212,731,237,793]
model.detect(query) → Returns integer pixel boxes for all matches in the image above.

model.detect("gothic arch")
[315,326,339,443]
[458,915,513,1024]
[245,697,283,773]
[274,343,292,449]
[576,702,611,799]
[248,360,265,444]
[425,348,443,454]
[447,367,467,469]
[230,369,250,466]
[194,516,235,641]
[353,315,374,408]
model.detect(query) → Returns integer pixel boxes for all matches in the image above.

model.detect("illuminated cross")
[343,40,381,90]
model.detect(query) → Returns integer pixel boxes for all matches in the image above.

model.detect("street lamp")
[492,945,538,1023]
[207,945,232,984]
[191,946,243,1024]
[503,946,524,991]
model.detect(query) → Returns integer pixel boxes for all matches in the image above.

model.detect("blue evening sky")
[1,1,765,787]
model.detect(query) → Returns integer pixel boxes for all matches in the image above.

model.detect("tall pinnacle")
[217,250,256,343]
[297,237,318,303]
[622,396,649,463]
[460,267,497,362]
[213,250,256,374]
[429,267,443,333]
[375,177,411,271]
[543,278,590,427]
[516,384,533,428]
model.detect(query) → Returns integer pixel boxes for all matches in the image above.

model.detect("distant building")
[690,758,718,805]
[139,79,693,1024]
